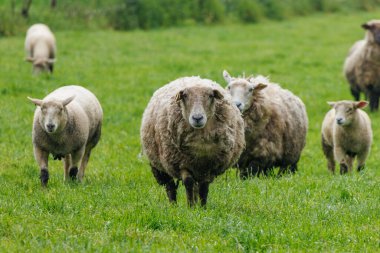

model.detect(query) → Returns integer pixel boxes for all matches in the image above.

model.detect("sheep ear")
[327,102,336,107]
[223,70,232,83]
[25,57,34,62]
[255,83,267,91]
[175,90,184,102]
[28,97,43,106]
[362,23,372,30]
[213,89,224,100]
[355,101,368,109]
[62,95,76,106]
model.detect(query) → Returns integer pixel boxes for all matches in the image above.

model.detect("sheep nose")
[46,123,55,132]
[337,118,344,125]
[192,114,204,123]
[235,102,242,108]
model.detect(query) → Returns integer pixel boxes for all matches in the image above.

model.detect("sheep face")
[28,96,75,133]
[362,20,380,45]
[328,101,368,126]
[176,86,223,129]
[26,57,54,74]
[226,80,267,113]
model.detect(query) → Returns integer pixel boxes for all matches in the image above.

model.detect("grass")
[1,10,380,252]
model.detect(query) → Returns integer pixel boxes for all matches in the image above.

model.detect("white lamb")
[28,85,103,186]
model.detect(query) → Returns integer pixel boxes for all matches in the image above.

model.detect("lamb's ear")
[327,101,336,107]
[213,89,224,100]
[62,95,76,106]
[355,101,368,109]
[25,57,34,62]
[362,23,372,30]
[223,70,232,83]
[28,97,43,106]
[255,83,267,91]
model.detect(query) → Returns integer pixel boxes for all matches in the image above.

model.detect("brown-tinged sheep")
[25,24,56,74]
[321,100,372,174]
[223,70,308,178]
[140,76,245,207]
[28,85,103,186]
[344,20,380,111]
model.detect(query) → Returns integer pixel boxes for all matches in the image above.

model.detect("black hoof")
[40,169,49,187]
[340,164,348,175]
[69,167,78,179]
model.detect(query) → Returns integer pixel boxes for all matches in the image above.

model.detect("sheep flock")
[22,20,377,207]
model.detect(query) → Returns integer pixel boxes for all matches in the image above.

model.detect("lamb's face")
[176,86,223,129]
[26,57,54,74]
[328,101,368,126]
[28,95,75,134]
[362,20,380,45]
[226,80,267,113]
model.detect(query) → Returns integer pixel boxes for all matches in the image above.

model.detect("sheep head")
[328,100,368,126]
[26,57,55,74]
[223,70,267,113]
[28,95,75,134]
[176,86,223,129]
[362,20,380,45]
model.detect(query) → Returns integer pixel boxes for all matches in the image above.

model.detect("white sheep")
[223,70,308,178]
[25,24,56,74]
[140,76,245,206]
[321,100,372,174]
[343,20,380,111]
[28,85,103,186]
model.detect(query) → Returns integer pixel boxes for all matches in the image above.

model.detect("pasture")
[1,11,380,252]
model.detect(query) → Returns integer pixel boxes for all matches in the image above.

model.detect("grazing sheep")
[321,100,372,174]
[28,85,103,186]
[344,20,380,111]
[25,24,56,74]
[223,70,308,178]
[140,76,245,206]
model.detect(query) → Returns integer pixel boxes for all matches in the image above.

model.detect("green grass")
[1,11,380,252]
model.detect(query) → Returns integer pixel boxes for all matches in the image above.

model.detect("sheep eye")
[227,86,231,90]
[346,108,353,113]
[182,93,187,99]
[248,88,254,92]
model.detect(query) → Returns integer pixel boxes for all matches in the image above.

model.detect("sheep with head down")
[140,76,245,207]
[223,70,308,178]
[25,24,56,74]
[28,85,103,186]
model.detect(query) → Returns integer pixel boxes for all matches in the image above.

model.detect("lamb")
[28,85,103,186]
[25,24,56,74]
[343,20,380,111]
[140,76,245,206]
[223,70,308,178]
[321,100,372,174]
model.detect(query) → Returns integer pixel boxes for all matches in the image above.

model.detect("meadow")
[1,10,380,252]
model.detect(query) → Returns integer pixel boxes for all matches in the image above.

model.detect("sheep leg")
[290,163,298,173]
[34,146,49,186]
[368,91,379,111]
[350,87,360,101]
[63,154,72,181]
[151,166,177,203]
[357,150,369,172]
[181,170,195,207]
[78,148,92,182]
[322,137,335,173]
[70,147,85,182]
[199,182,210,206]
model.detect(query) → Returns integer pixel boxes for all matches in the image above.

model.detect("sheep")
[28,85,103,186]
[140,76,245,207]
[223,70,308,178]
[343,20,380,111]
[321,100,372,174]
[25,24,56,74]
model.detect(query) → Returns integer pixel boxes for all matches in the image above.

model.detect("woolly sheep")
[25,24,56,74]
[140,76,245,206]
[28,85,103,186]
[321,100,372,174]
[344,20,380,111]
[223,70,308,178]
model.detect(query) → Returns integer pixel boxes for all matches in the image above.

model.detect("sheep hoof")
[357,165,365,172]
[69,167,78,179]
[40,168,49,187]
[340,164,348,175]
